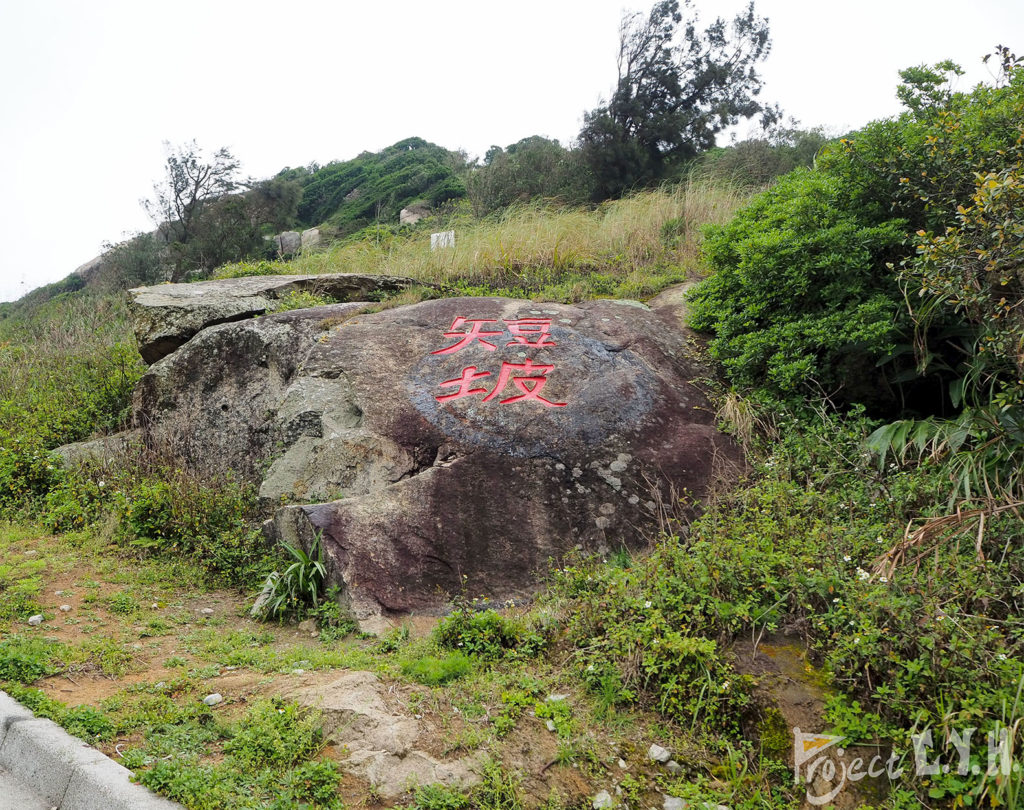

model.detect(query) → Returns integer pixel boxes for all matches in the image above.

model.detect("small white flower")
[644,601,652,609]
[98,480,105,488]
[843,555,852,562]
[878,576,888,583]
[587,664,595,672]
[832,598,840,603]
[876,536,884,544]
[857,567,870,580]
[853,637,860,644]
[998,654,1008,661]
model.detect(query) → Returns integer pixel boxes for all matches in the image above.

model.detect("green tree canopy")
[579,0,777,199]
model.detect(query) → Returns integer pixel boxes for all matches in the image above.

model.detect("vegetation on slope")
[1,43,1023,810]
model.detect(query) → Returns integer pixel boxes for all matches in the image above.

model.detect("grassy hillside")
[1,60,1023,810]
[285,137,467,236]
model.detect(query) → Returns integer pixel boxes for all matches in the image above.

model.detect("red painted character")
[436,366,492,402]
[482,359,566,407]
[431,317,504,355]
[504,318,556,348]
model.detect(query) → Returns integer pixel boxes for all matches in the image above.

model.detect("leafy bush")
[690,59,1024,425]
[434,606,548,662]
[689,168,908,404]
[223,700,324,770]
[118,469,266,585]
[273,760,343,809]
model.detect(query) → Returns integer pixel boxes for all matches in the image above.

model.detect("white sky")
[0,0,1019,303]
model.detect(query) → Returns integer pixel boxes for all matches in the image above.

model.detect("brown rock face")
[130,293,739,622]
[262,297,740,621]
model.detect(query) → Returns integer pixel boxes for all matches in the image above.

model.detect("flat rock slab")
[128,273,423,363]
[296,671,479,798]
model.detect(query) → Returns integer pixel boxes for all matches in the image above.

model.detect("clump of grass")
[400,650,474,685]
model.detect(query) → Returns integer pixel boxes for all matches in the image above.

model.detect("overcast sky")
[0,0,1019,303]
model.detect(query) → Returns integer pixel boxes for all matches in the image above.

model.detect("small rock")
[202,693,223,706]
[297,618,317,634]
[59,605,71,613]
[155,682,166,689]
[200,608,215,616]
[27,615,43,626]
[291,668,306,675]
[54,590,63,596]
[666,760,683,775]
[545,720,557,732]
[648,743,672,763]
[151,603,158,609]
[663,797,686,810]
[223,665,238,671]
[24,550,37,557]
[617,758,627,769]
[593,790,613,809]
[546,693,569,702]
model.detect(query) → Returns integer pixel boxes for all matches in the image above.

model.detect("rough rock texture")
[131,294,740,622]
[295,671,479,797]
[300,228,321,249]
[127,273,421,363]
[133,303,367,480]
[54,430,140,468]
[264,297,740,621]
[274,231,301,255]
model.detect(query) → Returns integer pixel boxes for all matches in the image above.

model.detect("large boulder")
[127,273,423,364]
[131,295,740,623]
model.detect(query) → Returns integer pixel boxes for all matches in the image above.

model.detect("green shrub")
[273,760,344,810]
[434,606,549,662]
[0,441,62,514]
[223,700,323,770]
[251,532,328,622]
[118,470,266,585]
[689,168,908,404]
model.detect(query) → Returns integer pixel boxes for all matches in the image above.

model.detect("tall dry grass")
[216,180,753,292]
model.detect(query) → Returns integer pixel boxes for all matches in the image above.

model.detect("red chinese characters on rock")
[433,317,566,408]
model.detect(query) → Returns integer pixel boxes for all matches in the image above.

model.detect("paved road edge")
[0,689,181,809]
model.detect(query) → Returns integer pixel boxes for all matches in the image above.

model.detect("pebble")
[202,693,223,706]
[666,760,683,775]
[54,590,63,596]
[617,758,627,769]
[545,720,557,732]
[546,693,569,702]
[648,743,672,763]
[291,668,305,675]
[663,797,686,810]
[27,614,43,626]
[59,605,71,612]
[200,608,215,616]
[592,790,613,809]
